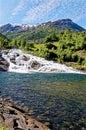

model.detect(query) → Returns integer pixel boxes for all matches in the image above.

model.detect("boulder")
[10,57,16,64]
[0,56,9,71]
[22,55,30,61]
[30,60,40,70]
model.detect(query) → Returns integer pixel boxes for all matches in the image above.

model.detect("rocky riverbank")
[0,98,50,130]
[0,49,83,73]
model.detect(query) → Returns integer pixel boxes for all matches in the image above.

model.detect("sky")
[0,0,86,27]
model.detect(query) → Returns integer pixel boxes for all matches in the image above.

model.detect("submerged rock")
[0,98,50,130]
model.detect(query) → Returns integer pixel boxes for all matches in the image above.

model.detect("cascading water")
[1,49,81,73]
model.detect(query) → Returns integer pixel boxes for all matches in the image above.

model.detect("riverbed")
[0,72,86,130]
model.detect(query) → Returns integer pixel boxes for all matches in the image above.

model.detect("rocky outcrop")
[0,98,50,130]
[0,54,9,71]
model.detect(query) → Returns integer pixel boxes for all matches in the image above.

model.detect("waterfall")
[1,49,81,74]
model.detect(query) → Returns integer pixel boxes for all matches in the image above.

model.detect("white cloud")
[11,0,86,25]
[28,0,43,4]
[12,0,26,16]
[11,0,43,16]
[23,0,61,23]
[53,0,86,23]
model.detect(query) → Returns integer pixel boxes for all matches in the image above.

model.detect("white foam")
[1,49,83,74]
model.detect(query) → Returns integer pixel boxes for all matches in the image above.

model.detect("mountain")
[41,19,84,32]
[0,23,30,33]
[0,19,84,33]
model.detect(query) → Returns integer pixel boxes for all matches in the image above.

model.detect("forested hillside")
[0,33,10,49]
[0,28,86,71]
[0,19,84,41]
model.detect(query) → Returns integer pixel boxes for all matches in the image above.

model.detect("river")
[0,72,86,130]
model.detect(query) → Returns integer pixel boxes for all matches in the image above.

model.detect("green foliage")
[44,33,59,43]
[0,33,10,49]
[20,38,27,48]
[25,42,34,51]
[59,42,67,50]
[5,27,60,41]
[45,42,57,50]
[78,56,85,65]
[72,53,79,62]
[0,29,86,70]
[44,50,57,61]
[9,39,17,46]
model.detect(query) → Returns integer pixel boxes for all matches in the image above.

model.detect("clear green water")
[0,72,86,130]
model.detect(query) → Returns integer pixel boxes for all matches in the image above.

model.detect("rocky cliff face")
[0,98,50,130]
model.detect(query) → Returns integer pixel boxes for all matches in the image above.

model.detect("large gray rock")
[10,57,16,64]
[0,56,9,71]
[21,55,30,61]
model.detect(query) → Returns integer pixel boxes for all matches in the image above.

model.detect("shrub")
[78,57,85,65]
[44,50,57,61]
[44,33,59,43]
[25,42,34,51]
[59,42,67,50]
[45,42,57,50]
[72,54,79,62]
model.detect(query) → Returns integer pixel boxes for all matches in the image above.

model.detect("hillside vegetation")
[0,29,86,71]
[0,33,10,49]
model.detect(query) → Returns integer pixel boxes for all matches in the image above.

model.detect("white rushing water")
[1,49,81,74]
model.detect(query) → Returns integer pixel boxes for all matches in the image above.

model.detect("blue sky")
[0,0,86,27]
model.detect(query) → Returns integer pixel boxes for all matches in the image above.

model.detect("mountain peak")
[41,19,84,32]
[0,19,84,33]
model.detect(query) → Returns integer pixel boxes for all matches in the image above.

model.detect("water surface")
[0,72,86,130]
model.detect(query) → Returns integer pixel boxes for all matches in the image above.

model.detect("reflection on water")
[0,72,86,130]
